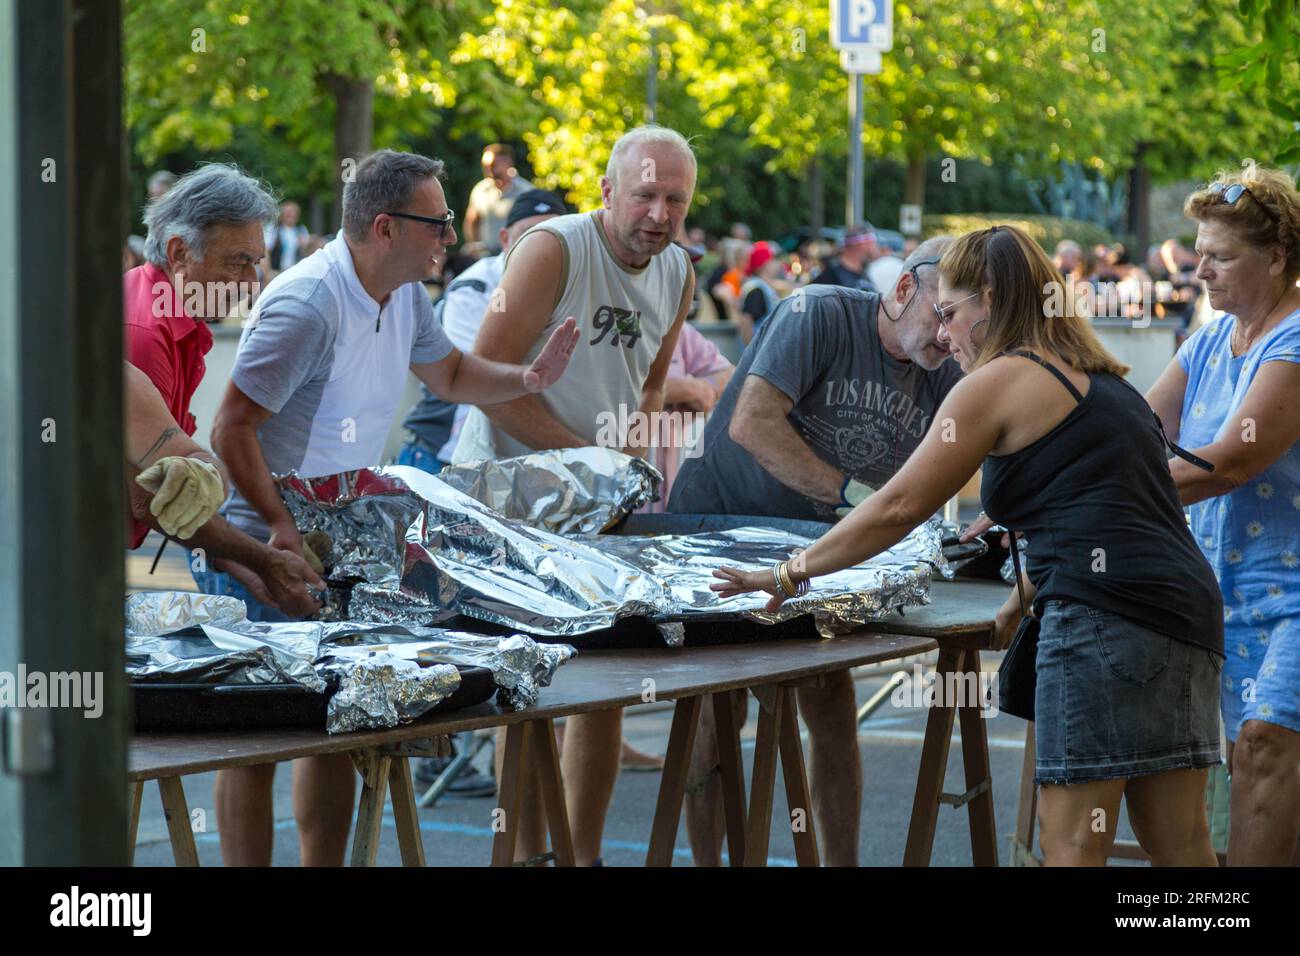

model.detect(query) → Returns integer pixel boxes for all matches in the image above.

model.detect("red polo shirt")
[124,262,215,549]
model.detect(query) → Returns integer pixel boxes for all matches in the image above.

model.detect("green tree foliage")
[1139,1,1295,181]
[125,0,499,209]
[123,0,1292,238]
[1211,0,1300,166]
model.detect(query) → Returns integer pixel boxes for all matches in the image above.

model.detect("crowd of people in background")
[125,161,1220,345]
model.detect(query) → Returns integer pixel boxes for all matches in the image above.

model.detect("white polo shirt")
[221,233,453,539]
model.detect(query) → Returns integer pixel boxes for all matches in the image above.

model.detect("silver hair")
[604,124,697,189]
[142,164,278,270]
[894,235,954,293]
[343,149,446,242]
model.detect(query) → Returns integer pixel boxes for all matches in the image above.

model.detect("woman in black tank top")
[713,226,1224,867]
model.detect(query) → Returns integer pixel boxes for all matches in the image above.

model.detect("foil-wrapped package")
[277,466,942,641]
[126,592,327,692]
[323,656,462,734]
[125,631,326,690]
[126,591,249,635]
[336,631,579,710]
[437,446,660,533]
[126,593,574,729]
[934,520,992,579]
[584,523,940,638]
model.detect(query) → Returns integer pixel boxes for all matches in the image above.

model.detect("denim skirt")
[1033,599,1222,785]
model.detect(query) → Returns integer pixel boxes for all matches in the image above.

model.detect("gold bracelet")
[772,563,793,597]
[784,559,810,597]
[778,561,797,597]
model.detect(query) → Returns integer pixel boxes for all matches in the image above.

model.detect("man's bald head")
[600,125,697,264]
[604,125,697,191]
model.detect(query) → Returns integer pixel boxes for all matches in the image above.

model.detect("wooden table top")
[862,578,1009,643]
[130,578,1011,780]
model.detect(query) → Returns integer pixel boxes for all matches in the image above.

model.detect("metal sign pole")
[850,71,865,226]
[831,0,891,228]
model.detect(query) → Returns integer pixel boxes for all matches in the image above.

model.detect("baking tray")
[131,664,496,732]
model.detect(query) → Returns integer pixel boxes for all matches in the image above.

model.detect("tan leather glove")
[302,530,332,577]
[135,456,224,540]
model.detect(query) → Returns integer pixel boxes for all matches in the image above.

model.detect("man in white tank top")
[459,126,696,865]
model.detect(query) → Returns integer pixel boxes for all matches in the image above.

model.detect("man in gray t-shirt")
[671,284,961,521]
[670,237,959,867]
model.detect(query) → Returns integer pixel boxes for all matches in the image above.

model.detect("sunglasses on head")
[1208,182,1280,226]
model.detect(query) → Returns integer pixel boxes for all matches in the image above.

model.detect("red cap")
[747,241,776,275]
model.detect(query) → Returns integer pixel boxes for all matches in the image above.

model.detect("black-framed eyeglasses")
[1209,182,1280,226]
[384,209,457,238]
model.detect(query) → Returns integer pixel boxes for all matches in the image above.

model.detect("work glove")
[834,476,876,519]
[302,529,333,577]
[135,456,224,540]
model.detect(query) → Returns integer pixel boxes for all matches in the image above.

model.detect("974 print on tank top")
[1177,309,1300,740]
[453,211,691,464]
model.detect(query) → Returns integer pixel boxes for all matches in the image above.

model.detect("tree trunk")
[808,157,824,235]
[1127,142,1150,257]
[308,194,325,235]
[325,73,374,231]
[903,151,926,210]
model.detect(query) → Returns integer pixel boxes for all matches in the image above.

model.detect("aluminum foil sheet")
[324,656,461,734]
[127,592,326,691]
[336,631,578,710]
[125,593,574,729]
[276,466,944,641]
[125,632,326,690]
[126,591,249,635]
[282,465,677,635]
[437,446,661,534]
[583,522,941,638]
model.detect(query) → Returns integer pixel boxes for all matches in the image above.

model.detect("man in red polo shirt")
[125,163,278,549]
[124,363,325,619]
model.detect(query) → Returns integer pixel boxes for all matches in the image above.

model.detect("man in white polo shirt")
[201,150,578,867]
[454,124,696,866]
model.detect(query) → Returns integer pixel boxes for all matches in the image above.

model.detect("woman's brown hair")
[1183,160,1300,281]
[938,224,1129,376]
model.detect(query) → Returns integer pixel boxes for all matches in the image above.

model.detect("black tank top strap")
[1000,349,1085,403]
[1109,370,1217,473]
